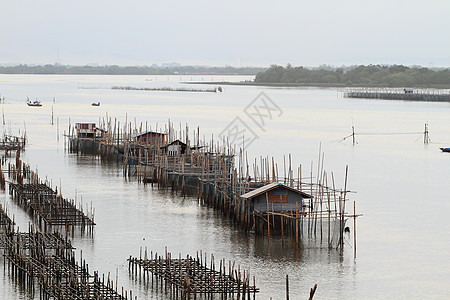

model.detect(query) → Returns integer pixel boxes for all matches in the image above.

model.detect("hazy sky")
[1,0,449,67]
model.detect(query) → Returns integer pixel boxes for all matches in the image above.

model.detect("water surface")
[1,75,449,299]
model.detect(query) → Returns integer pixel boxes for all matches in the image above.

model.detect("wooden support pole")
[266,192,270,240]
[354,200,357,258]
[309,283,318,300]
[295,202,299,248]
[286,274,289,300]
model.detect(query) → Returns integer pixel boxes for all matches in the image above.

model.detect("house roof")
[160,139,188,149]
[131,130,165,138]
[240,182,313,199]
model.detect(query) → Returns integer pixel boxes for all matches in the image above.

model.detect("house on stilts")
[239,182,348,248]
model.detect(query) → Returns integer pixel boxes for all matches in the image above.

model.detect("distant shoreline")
[185,81,346,87]
[186,81,450,89]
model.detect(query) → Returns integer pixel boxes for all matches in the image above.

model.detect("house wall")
[167,144,180,156]
[75,123,96,138]
[136,133,165,146]
[252,188,303,212]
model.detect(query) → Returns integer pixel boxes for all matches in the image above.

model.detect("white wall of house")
[167,144,180,156]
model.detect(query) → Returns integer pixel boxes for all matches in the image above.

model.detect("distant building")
[240,182,313,213]
[131,131,166,146]
[160,139,188,156]
[75,123,96,138]
[404,88,414,94]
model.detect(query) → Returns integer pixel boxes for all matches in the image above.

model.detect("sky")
[1,0,449,67]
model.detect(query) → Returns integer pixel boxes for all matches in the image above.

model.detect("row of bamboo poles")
[0,133,26,152]
[64,116,358,299]
[67,118,358,251]
[0,222,134,299]
[0,203,13,228]
[3,142,95,234]
[128,247,258,299]
[344,88,450,101]
[0,134,138,299]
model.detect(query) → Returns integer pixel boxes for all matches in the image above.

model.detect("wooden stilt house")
[238,182,314,238]
[241,182,313,213]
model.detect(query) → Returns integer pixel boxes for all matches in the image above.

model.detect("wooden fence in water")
[344,88,450,102]
[0,133,27,152]
[0,203,13,229]
[0,132,132,299]
[128,248,259,299]
[67,118,359,251]
[0,223,132,299]
[6,157,95,234]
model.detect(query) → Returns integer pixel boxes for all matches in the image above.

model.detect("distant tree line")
[255,64,450,87]
[0,64,266,76]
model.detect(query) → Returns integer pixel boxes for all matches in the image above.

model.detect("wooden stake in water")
[266,192,270,240]
[286,274,289,300]
[295,202,299,248]
[354,200,357,258]
[309,284,318,300]
[352,126,355,145]
[424,123,430,144]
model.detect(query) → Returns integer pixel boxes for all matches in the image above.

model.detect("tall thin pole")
[352,126,355,145]
[353,200,357,258]
[266,192,270,240]
[424,123,429,144]
[286,274,289,300]
[295,202,298,248]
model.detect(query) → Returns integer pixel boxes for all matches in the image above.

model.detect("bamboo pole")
[354,200,357,258]
[266,192,270,240]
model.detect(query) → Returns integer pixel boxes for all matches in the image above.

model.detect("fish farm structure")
[128,248,259,299]
[5,150,95,234]
[344,88,450,102]
[0,115,357,299]
[67,119,359,252]
[0,199,135,300]
[0,136,135,299]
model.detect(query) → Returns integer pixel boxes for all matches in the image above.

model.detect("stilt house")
[240,182,313,213]
[75,123,97,138]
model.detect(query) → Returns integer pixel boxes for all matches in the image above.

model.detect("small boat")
[91,102,100,106]
[27,99,42,107]
[440,147,450,153]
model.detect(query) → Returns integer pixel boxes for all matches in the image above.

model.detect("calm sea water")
[1,75,450,299]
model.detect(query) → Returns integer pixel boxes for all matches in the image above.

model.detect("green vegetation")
[255,64,450,87]
[3,63,449,87]
[0,64,266,75]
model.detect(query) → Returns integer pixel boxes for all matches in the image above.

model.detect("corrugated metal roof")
[240,182,313,199]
